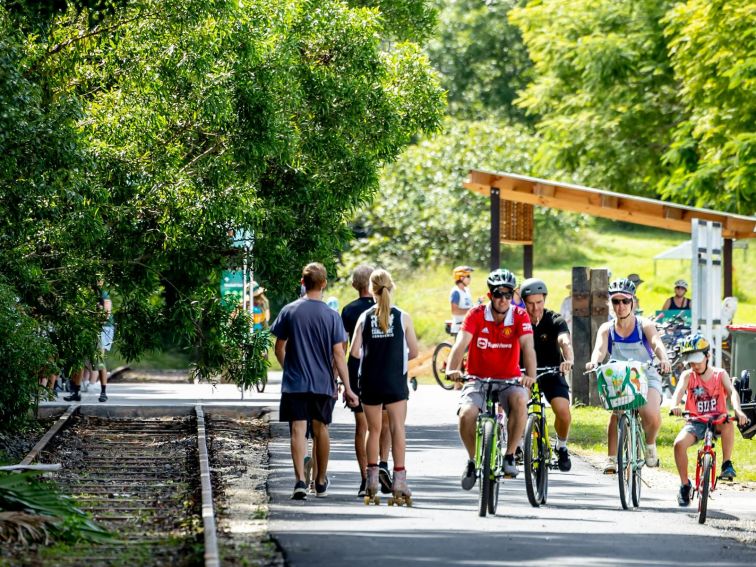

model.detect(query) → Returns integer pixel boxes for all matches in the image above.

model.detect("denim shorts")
[681,420,721,442]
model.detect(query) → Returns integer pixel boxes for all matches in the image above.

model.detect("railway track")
[6,406,225,567]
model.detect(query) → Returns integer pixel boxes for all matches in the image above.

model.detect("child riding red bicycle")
[669,333,749,506]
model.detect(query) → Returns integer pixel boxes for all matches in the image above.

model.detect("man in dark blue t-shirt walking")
[271,262,358,500]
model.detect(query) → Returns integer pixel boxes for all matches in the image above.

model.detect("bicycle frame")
[615,406,646,510]
[676,412,734,523]
[467,376,517,517]
[524,367,561,507]
[474,380,504,478]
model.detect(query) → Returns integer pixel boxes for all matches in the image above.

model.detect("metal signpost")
[691,219,723,368]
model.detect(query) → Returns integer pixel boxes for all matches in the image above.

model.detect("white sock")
[556,437,568,450]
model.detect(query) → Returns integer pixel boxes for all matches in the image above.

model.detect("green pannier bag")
[596,360,649,410]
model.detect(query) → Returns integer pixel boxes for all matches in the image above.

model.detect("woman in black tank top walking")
[350,269,419,503]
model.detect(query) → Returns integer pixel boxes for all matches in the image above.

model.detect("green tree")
[0,0,444,418]
[426,0,532,123]
[510,0,682,197]
[660,0,756,214]
[343,117,585,273]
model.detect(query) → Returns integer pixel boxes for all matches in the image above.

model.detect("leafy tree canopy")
[425,0,532,123]
[0,0,444,423]
[660,0,756,214]
[510,0,682,198]
[343,117,585,273]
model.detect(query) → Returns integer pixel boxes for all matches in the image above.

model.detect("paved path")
[41,373,756,565]
[267,375,756,567]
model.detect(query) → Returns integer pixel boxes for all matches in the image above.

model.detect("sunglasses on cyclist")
[491,288,514,300]
[611,297,633,306]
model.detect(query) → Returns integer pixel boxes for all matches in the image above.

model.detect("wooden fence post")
[589,269,609,407]
[571,267,591,405]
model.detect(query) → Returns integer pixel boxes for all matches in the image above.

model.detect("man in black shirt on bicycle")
[520,278,575,471]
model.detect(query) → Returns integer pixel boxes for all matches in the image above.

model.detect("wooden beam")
[601,195,618,209]
[466,170,756,239]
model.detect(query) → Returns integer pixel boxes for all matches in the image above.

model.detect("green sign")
[221,270,245,305]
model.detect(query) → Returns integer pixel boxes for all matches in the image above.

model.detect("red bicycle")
[680,411,736,524]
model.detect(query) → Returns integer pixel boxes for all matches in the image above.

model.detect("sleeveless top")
[667,296,690,311]
[358,306,408,381]
[684,369,727,417]
[607,317,660,380]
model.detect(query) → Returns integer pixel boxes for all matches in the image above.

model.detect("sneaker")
[720,460,737,481]
[63,392,81,402]
[81,381,89,393]
[461,459,476,490]
[98,392,108,403]
[357,477,367,497]
[378,463,393,494]
[677,480,692,506]
[291,480,307,500]
[315,476,329,498]
[603,456,617,474]
[503,455,519,477]
[645,444,660,467]
[556,446,572,472]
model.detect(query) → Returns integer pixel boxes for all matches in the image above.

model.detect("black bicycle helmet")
[608,278,636,297]
[520,278,548,298]
[487,269,517,291]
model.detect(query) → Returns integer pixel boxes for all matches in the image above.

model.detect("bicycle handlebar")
[668,411,736,425]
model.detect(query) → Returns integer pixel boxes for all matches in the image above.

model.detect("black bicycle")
[524,366,562,507]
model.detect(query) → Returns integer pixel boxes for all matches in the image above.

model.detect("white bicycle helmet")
[487,269,517,291]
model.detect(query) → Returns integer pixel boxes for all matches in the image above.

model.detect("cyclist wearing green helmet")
[669,333,749,504]
[447,268,537,484]
[520,278,574,471]
[587,278,671,474]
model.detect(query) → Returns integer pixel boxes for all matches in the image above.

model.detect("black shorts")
[280,393,336,425]
[348,356,363,414]
[539,371,570,403]
[360,373,409,407]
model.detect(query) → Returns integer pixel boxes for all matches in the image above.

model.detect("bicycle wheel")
[524,414,548,507]
[255,372,267,393]
[698,453,712,524]
[631,420,643,507]
[488,423,505,515]
[617,414,632,510]
[478,419,494,517]
[432,342,454,390]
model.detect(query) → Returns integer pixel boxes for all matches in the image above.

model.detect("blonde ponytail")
[370,269,395,333]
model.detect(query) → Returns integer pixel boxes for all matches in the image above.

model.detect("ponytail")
[370,269,395,333]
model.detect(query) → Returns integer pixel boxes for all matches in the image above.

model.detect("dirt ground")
[207,417,284,567]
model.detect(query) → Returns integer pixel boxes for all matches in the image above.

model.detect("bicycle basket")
[596,361,649,411]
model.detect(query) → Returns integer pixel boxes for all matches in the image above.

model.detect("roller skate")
[363,465,380,505]
[388,469,412,507]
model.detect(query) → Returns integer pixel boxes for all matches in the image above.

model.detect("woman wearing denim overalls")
[586,278,672,473]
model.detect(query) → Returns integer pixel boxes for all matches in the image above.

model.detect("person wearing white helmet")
[661,279,691,312]
[586,278,672,474]
[447,268,537,484]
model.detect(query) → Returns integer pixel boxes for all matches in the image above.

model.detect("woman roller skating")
[350,269,419,506]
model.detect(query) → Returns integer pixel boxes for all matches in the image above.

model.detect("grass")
[562,406,756,482]
[327,223,755,358]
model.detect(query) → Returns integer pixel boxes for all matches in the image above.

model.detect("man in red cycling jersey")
[446,268,537,487]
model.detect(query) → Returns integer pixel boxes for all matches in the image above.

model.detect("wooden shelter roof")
[464,170,756,240]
